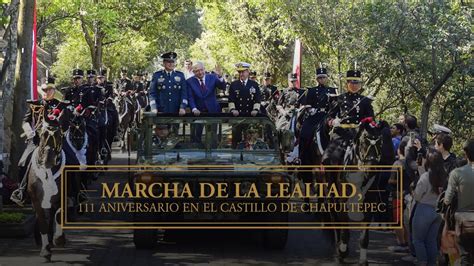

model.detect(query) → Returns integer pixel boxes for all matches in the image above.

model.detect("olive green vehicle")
[132,113,294,250]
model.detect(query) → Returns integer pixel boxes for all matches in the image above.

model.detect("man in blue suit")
[149,52,188,115]
[187,61,226,116]
[186,61,226,142]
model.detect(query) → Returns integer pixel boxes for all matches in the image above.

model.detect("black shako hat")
[72,69,84,78]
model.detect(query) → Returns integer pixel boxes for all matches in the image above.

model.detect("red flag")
[292,39,302,88]
[31,0,38,100]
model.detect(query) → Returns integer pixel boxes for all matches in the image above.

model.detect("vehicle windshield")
[141,115,277,152]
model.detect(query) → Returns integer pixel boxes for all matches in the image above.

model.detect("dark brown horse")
[27,110,67,261]
[325,118,394,265]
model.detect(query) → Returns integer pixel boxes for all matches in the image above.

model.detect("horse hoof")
[40,247,52,262]
[53,234,66,247]
[337,246,349,258]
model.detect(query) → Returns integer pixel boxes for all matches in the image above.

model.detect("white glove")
[332,117,341,127]
[179,108,186,116]
[192,108,200,116]
[150,100,157,113]
[22,122,35,139]
[231,110,239,116]
[251,110,258,116]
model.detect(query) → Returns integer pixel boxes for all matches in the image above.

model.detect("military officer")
[116,68,133,94]
[299,66,338,181]
[228,62,261,147]
[63,68,100,172]
[278,73,304,109]
[322,69,374,164]
[11,77,65,206]
[62,69,90,107]
[249,70,257,82]
[237,127,269,150]
[86,69,97,86]
[152,124,181,149]
[97,68,114,99]
[260,72,279,113]
[149,52,188,115]
[132,70,147,108]
[96,68,117,160]
[228,62,261,116]
[300,67,337,143]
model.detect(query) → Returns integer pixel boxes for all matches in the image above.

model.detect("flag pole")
[31,0,38,100]
[292,39,302,88]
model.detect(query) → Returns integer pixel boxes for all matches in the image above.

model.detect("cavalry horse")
[323,117,394,265]
[115,91,138,152]
[27,109,67,262]
[62,105,91,215]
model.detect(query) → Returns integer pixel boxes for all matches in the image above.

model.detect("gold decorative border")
[61,165,403,230]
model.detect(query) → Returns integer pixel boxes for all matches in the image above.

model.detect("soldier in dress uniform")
[132,70,147,108]
[260,72,279,113]
[97,68,118,146]
[299,66,338,181]
[228,62,261,147]
[10,76,65,206]
[86,69,97,86]
[63,68,101,173]
[116,67,133,94]
[149,52,188,115]
[228,62,261,116]
[96,69,117,161]
[322,69,374,165]
[249,70,257,82]
[96,68,114,99]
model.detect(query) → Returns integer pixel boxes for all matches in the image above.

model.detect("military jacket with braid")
[329,92,374,124]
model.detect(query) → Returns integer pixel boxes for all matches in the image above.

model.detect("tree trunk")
[1,0,20,174]
[9,0,34,180]
[92,37,103,70]
[420,100,431,141]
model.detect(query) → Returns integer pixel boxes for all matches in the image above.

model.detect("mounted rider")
[62,69,100,176]
[10,76,65,206]
[96,68,118,152]
[132,70,148,109]
[260,72,279,114]
[116,67,133,94]
[299,66,337,176]
[322,68,375,165]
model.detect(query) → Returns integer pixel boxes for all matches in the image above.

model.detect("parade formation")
[2,49,471,264]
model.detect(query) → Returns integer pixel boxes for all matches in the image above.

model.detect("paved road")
[0,149,413,265]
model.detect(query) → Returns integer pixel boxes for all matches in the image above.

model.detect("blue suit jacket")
[186,74,226,113]
[149,70,188,113]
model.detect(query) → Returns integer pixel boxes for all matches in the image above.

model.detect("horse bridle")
[356,133,382,163]
[40,125,63,155]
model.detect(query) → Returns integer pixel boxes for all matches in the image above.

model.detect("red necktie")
[199,79,206,93]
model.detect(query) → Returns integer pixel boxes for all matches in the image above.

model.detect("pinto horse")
[27,109,67,262]
[324,118,394,264]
